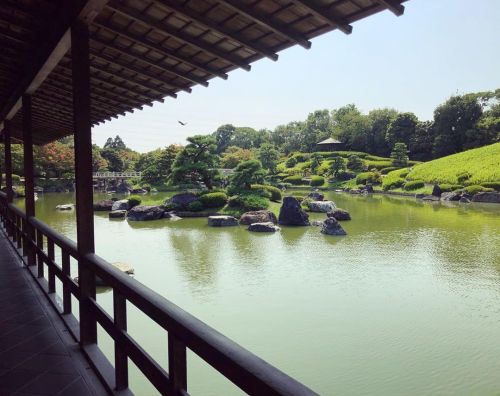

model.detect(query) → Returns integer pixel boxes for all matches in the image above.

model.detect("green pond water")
[17,192,500,395]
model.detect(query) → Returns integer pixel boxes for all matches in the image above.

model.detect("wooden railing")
[0,191,317,396]
[93,172,142,179]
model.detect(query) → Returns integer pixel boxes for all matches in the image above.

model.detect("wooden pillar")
[72,20,97,345]
[3,120,13,203]
[23,95,36,266]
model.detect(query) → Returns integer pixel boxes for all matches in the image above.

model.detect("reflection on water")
[19,191,500,396]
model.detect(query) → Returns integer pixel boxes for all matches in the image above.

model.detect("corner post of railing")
[22,94,36,266]
[72,19,97,346]
[168,333,187,394]
[113,290,128,390]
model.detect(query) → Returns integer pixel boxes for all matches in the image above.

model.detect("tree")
[104,135,127,150]
[232,127,268,149]
[386,112,418,149]
[229,159,266,190]
[92,144,108,172]
[390,142,409,167]
[35,141,75,177]
[301,110,333,152]
[171,135,219,189]
[347,154,365,172]
[213,124,235,154]
[328,156,346,178]
[220,146,254,169]
[410,121,434,161]
[367,108,399,156]
[258,143,280,174]
[270,122,304,154]
[331,104,371,152]
[139,145,182,183]
[309,153,323,174]
[101,148,125,172]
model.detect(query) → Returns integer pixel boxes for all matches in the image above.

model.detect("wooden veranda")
[0,0,407,394]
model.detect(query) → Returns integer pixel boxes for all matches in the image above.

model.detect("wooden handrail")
[0,199,318,396]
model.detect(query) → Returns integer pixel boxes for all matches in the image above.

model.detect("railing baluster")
[21,217,27,253]
[36,229,44,278]
[47,239,55,293]
[16,215,22,248]
[168,333,187,394]
[113,290,128,390]
[62,251,71,314]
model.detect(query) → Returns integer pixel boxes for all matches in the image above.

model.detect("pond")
[17,191,500,395]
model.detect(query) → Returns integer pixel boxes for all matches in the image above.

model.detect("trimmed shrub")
[336,171,356,181]
[457,172,471,184]
[365,160,393,170]
[480,182,500,191]
[310,175,325,187]
[127,196,142,208]
[438,184,464,192]
[252,184,282,201]
[380,167,399,174]
[291,153,308,162]
[227,193,269,211]
[403,180,425,191]
[11,174,21,183]
[382,178,405,191]
[187,201,204,211]
[356,172,381,185]
[285,157,297,168]
[465,185,494,195]
[197,188,226,196]
[283,175,305,185]
[199,192,228,208]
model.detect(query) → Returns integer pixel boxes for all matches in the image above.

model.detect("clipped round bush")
[252,184,282,201]
[11,174,21,183]
[127,195,142,208]
[283,175,305,185]
[187,201,204,212]
[285,157,297,168]
[380,167,399,174]
[228,193,269,211]
[291,153,308,162]
[465,185,494,195]
[198,192,228,208]
[480,182,500,191]
[457,172,471,184]
[336,171,356,181]
[382,178,405,191]
[356,172,381,185]
[439,184,464,193]
[310,175,325,187]
[403,180,425,191]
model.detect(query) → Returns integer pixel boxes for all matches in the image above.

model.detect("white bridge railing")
[93,172,142,179]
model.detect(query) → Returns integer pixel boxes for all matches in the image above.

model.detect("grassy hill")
[407,143,500,185]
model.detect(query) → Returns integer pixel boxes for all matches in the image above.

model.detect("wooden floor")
[0,232,107,396]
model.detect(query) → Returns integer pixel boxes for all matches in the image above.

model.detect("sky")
[92,0,500,153]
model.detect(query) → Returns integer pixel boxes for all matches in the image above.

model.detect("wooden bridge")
[0,0,406,394]
[93,172,142,179]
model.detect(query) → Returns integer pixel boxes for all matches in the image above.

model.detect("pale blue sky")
[92,0,500,153]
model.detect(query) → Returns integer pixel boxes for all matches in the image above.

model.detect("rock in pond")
[208,215,238,227]
[327,208,351,221]
[320,218,347,236]
[164,211,182,221]
[471,192,500,204]
[308,200,336,213]
[115,181,132,193]
[422,195,440,201]
[311,220,323,226]
[56,204,74,211]
[360,184,374,194]
[248,222,280,232]
[459,196,471,204]
[111,199,129,211]
[441,191,462,201]
[432,184,442,197]
[93,200,114,211]
[239,210,277,225]
[127,205,165,221]
[109,210,127,219]
[278,197,310,226]
[307,191,324,201]
[167,192,198,210]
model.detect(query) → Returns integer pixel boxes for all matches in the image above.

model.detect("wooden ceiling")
[0,0,406,145]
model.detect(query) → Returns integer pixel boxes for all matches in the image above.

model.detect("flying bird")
[178,121,187,126]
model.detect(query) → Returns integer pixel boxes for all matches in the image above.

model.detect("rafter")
[217,0,311,49]
[377,0,405,16]
[292,1,352,34]
[107,1,252,71]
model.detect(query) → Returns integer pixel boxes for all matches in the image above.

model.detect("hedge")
[480,182,500,191]
[228,193,269,211]
[380,167,399,174]
[403,180,425,191]
[199,192,228,208]
[382,178,405,191]
[127,196,142,208]
[310,175,325,187]
[438,184,463,192]
[465,185,494,195]
[283,175,306,185]
[187,201,204,211]
[252,184,282,201]
[356,172,381,185]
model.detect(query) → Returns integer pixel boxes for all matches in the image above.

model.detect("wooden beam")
[93,20,229,79]
[292,1,353,34]
[0,0,110,124]
[71,20,98,345]
[217,0,311,49]
[378,0,405,16]
[107,1,252,71]
[153,0,279,61]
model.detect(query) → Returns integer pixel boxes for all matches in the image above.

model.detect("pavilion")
[316,137,344,151]
[0,1,406,394]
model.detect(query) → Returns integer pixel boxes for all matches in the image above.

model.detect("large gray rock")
[56,204,74,211]
[307,191,324,201]
[278,197,310,226]
[164,211,182,221]
[127,205,165,221]
[327,208,351,221]
[239,210,277,225]
[320,218,347,236]
[441,191,461,201]
[248,222,280,232]
[94,200,114,211]
[422,195,440,201]
[360,184,374,194]
[432,184,442,197]
[311,220,323,226]
[208,215,238,227]
[471,192,500,204]
[115,181,132,193]
[109,210,127,219]
[112,199,129,211]
[308,200,336,213]
[167,192,198,210]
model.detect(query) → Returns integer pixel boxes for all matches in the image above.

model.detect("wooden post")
[72,20,97,345]
[3,121,13,237]
[22,94,36,266]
